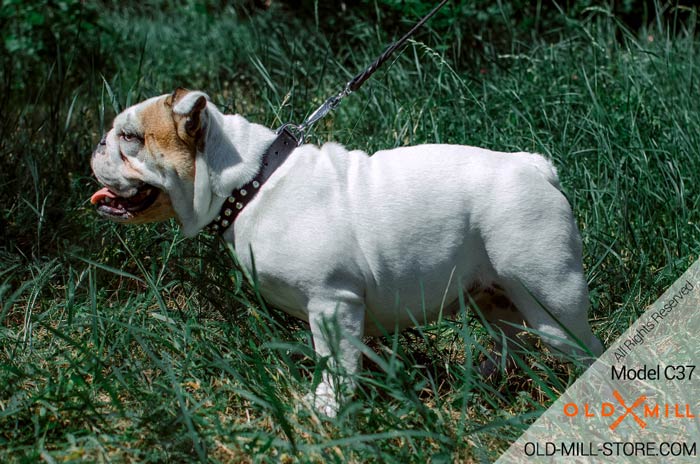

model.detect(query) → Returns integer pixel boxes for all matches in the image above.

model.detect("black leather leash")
[207,0,449,234]
[283,0,450,145]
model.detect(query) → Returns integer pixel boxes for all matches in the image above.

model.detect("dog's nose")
[92,134,107,160]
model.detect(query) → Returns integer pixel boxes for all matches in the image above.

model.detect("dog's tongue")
[90,187,118,205]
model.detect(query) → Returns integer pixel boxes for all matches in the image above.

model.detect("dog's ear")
[166,88,209,144]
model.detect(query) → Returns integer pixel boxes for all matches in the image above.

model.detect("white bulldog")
[91,88,603,416]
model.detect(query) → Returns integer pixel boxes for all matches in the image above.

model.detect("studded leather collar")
[206,127,298,234]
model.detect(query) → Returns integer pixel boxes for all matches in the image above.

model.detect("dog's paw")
[304,381,340,418]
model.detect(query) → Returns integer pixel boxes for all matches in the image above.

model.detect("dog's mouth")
[90,184,161,220]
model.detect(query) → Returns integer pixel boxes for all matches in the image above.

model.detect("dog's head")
[91,88,277,236]
[90,88,211,226]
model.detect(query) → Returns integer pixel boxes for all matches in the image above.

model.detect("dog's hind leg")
[496,271,604,364]
[481,170,604,364]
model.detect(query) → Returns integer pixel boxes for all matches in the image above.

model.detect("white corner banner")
[496,259,700,462]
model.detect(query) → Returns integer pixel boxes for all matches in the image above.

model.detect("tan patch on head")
[139,96,196,180]
[167,87,191,107]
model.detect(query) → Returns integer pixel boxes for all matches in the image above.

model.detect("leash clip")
[275,123,305,146]
[296,86,352,137]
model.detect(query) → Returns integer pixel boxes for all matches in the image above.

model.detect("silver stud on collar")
[224,209,232,216]
[215,215,221,222]
[252,181,260,188]
[235,202,243,209]
[240,189,247,196]
[221,219,229,227]
[228,196,235,202]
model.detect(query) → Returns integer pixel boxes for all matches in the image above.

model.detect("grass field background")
[1,1,699,462]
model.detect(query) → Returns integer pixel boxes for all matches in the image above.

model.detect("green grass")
[2,2,700,462]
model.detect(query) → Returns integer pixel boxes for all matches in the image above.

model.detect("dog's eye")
[119,131,143,143]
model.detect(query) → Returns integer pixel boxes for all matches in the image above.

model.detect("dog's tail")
[522,153,561,191]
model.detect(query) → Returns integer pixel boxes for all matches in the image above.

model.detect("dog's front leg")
[306,299,365,417]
